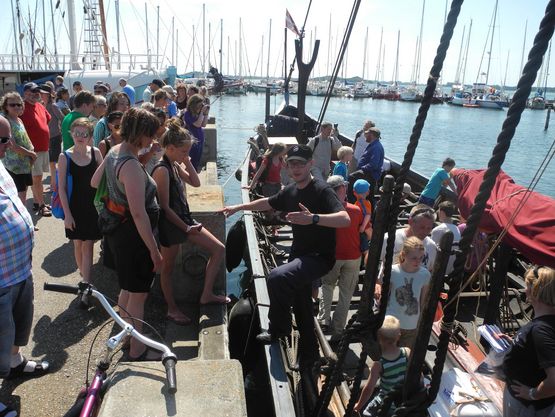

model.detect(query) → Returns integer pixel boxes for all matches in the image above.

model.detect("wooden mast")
[98,0,110,70]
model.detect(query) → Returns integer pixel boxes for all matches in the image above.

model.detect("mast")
[461,19,472,87]
[375,27,383,84]
[485,0,498,86]
[202,3,205,73]
[208,22,211,69]
[519,20,528,76]
[98,0,110,70]
[10,0,20,67]
[171,17,175,66]
[220,19,223,73]
[393,30,400,85]
[544,40,552,98]
[260,35,264,78]
[42,0,46,64]
[192,25,195,76]
[327,13,331,78]
[145,3,150,68]
[266,19,272,81]
[411,37,419,83]
[49,0,57,66]
[502,50,510,92]
[454,25,466,84]
[227,35,230,75]
[115,0,121,69]
[415,0,425,84]
[67,0,79,69]
[176,28,179,70]
[362,26,368,81]
[156,5,160,68]
[239,18,242,77]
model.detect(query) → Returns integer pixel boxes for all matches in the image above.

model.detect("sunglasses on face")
[0,137,11,144]
[113,124,121,129]
[73,131,90,138]
[8,103,23,108]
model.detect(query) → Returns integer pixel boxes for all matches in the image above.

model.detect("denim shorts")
[0,276,34,377]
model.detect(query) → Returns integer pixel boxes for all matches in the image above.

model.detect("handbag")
[94,171,108,214]
[97,198,128,235]
[52,151,73,219]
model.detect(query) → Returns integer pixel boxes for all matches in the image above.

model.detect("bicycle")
[43,282,178,417]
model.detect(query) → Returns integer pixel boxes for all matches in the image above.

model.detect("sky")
[0,0,551,87]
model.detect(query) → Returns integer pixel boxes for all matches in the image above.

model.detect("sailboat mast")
[42,0,46,59]
[239,18,242,77]
[145,4,150,67]
[362,26,368,80]
[10,0,20,67]
[98,0,110,70]
[503,50,510,91]
[156,5,160,68]
[115,0,121,69]
[202,4,206,73]
[327,13,331,77]
[208,23,211,68]
[461,19,472,87]
[220,19,223,73]
[171,17,175,66]
[454,25,466,84]
[485,0,498,86]
[411,37,419,83]
[49,0,57,65]
[227,35,230,75]
[192,25,195,76]
[266,19,272,81]
[519,20,528,76]
[394,30,400,85]
[67,0,79,69]
[375,27,383,83]
[543,40,552,97]
[415,0,425,84]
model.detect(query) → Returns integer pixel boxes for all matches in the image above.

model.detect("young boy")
[419,157,457,207]
[333,146,353,181]
[354,315,410,416]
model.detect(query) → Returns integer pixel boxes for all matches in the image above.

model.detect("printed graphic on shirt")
[395,277,418,315]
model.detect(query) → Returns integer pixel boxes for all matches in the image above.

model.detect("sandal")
[7,358,49,380]
[38,204,52,217]
[126,347,162,362]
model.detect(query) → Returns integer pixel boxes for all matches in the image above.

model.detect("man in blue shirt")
[119,78,136,106]
[419,157,457,207]
[348,126,384,204]
[0,116,49,414]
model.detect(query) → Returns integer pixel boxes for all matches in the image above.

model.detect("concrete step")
[98,359,247,417]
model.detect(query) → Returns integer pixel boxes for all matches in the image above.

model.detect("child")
[419,157,457,207]
[58,118,103,308]
[248,142,286,197]
[152,119,229,325]
[333,146,353,181]
[382,237,431,348]
[354,315,410,416]
[431,201,461,275]
[353,179,373,256]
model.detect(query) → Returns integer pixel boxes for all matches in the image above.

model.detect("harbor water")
[210,94,555,296]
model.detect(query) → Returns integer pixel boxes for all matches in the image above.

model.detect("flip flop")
[7,358,49,380]
[166,314,192,326]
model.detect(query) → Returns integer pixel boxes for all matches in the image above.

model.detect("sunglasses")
[113,124,121,129]
[8,103,23,108]
[0,137,11,144]
[73,131,90,138]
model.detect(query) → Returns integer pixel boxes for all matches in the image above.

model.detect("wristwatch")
[312,214,320,225]
[529,387,538,400]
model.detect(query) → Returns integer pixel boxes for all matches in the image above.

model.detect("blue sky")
[0,0,550,86]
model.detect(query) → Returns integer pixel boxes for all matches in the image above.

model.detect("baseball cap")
[38,84,52,94]
[286,144,312,163]
[151,79,165,88]
[23,82,40,92]
[364,126,381,137]
[353,179,370,194]
[327,175,348,189]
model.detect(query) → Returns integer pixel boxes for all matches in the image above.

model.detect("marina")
[1,0,555,416]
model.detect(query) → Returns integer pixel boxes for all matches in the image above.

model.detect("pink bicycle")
[44,282,177,417]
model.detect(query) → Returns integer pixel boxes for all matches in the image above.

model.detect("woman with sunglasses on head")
[502,266,555,417]
[0,92,37,205]
[57,118,103,308]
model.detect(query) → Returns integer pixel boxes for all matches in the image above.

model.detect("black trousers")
[267,254,332,366]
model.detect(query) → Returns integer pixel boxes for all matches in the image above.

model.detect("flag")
[285,9,301,37]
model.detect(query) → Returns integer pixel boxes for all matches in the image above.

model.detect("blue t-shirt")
[333,161,348,180]
[421,168,449,199]
[167,101,178,117]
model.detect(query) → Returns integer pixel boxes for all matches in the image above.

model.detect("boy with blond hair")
[333,146,353,181]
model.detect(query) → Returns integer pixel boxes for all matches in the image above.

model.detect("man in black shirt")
[222,144,350,367]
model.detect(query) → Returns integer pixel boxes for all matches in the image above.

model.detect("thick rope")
[344,350,368,417]
[431,0,555,404]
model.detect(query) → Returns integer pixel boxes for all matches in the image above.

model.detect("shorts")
[7,170,33,192]
[31,151,49,176]
[0,276,34,377]
[418,195,435,208]
[107,219,155,293]
[49,135,62,162]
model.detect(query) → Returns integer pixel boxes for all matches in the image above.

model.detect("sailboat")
[400,1,425,103]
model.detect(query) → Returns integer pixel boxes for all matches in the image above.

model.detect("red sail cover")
[452,169,555,268]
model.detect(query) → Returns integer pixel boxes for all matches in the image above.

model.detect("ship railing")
[0,53,167,72]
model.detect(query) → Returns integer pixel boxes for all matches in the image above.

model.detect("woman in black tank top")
[152,119,229,325]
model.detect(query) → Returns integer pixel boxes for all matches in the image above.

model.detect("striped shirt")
[0,160,34,288]
[379,347,409,393]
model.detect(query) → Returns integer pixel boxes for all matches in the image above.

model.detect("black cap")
[38,84,52,94]
[286,144,313,162]
[151,79,165,88]
[23,82,40,92]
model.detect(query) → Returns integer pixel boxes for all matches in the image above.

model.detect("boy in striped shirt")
[354,315,410,416]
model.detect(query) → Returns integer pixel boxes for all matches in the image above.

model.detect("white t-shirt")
[385,264,431,330]
[380,228,438,271]
[431,222,461,274]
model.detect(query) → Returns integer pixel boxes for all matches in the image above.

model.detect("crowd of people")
[1,75,554,417]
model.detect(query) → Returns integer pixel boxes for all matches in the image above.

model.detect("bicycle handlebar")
[44,282,178,393]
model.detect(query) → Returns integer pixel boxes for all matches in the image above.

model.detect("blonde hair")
[337,146,353,160]
[398,236,425,264]
[525,266,555,307]
[378,315,401,342]
[160,118,195,148]
[70,117,94,135]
